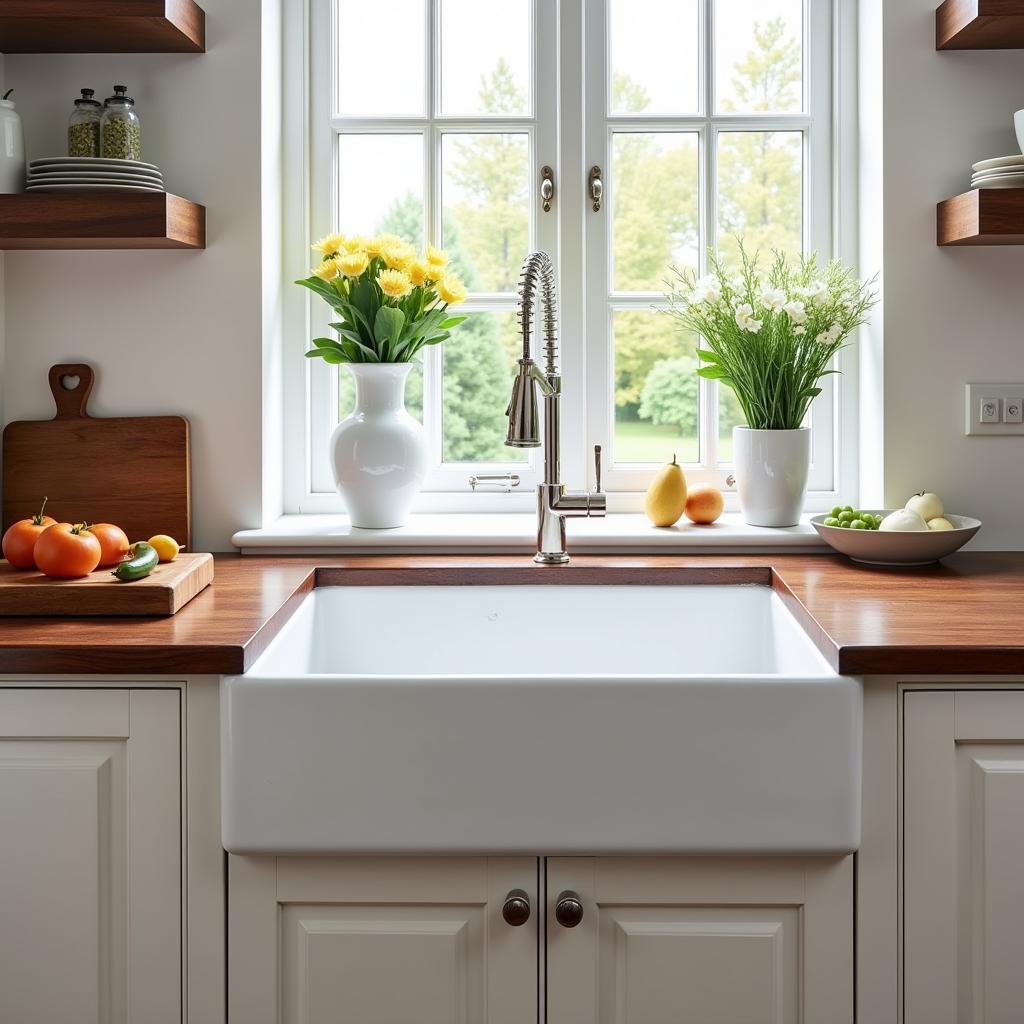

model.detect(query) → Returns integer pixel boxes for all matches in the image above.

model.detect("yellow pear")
[644,454,688,527]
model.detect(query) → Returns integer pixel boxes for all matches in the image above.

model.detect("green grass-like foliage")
[665,244,877,431]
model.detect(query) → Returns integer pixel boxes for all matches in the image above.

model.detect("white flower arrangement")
[666,244,877,431]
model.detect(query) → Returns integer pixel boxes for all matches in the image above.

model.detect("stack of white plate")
[26,157,165,194]
[971,156,1024,190]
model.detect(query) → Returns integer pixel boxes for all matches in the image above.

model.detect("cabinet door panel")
[230,855,538,1024]
[547,856,852,1024]
[905,691,1024,1024]
[0,689,180,1024]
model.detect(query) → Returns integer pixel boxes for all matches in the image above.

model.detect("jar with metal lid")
[68,88,102,158]
[100,85,141,161]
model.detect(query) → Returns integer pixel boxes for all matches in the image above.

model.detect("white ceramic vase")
[732,426,811,528]
[0,98,25,194]
[330,363,427,529]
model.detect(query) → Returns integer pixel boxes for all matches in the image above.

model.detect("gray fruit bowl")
[811,512,982,566]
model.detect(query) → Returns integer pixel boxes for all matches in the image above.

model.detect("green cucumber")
[112,542,159,582]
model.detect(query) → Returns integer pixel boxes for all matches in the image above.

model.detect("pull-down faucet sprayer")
[505,251,605,564]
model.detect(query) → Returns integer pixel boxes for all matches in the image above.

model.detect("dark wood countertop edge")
[0,643,246,676]
[240,569,318,673]
[835,646,1024,677]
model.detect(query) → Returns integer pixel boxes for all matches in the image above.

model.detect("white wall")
[3,1,1023,550]
[877,0,1024,548]
[2,0,267,552]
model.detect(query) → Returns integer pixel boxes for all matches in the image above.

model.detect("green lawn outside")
[613,420,734,466]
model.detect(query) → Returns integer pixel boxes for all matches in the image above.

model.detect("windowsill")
[233,513,828,555]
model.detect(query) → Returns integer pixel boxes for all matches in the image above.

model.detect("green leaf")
[696,348,722,363]
[311,337,337,349]
[696,365,727,380]
[439,315,468,329]
[374,306,406,349]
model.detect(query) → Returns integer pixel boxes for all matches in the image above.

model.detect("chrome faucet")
[505,251,606,563]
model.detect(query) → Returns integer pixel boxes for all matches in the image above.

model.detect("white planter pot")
[0,100,25,194]
[732,426,811,528]
[330,363,427,529]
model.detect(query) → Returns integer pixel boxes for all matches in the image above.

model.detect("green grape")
[851,519,868,530]
[842,505,854,513]
[830,506,843,518]
[838,511,854,523]
[824,517,840,527]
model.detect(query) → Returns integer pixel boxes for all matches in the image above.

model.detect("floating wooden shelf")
[937,188,1024,245]
[0,0,205,53]
[0,192,206,250]
[937,0,1024,49]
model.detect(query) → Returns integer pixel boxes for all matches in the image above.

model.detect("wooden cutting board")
[0,552,214,616]
[2,363,191,547]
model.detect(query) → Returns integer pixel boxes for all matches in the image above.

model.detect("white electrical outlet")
[965,383,1024,435]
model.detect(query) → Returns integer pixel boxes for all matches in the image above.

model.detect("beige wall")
[2,0,265,552]
[877,0,1024,548]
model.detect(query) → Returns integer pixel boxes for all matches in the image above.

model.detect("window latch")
[588,166,603,212]
[540,166,555,212]
[469,473,521,493]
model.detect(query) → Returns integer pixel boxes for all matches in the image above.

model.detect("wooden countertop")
[0,552,1021,676]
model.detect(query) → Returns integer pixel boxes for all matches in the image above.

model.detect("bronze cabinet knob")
[555,890,584,928]
[502,889,531,927]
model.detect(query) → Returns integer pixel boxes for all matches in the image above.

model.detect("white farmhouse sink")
[222,584,861,855]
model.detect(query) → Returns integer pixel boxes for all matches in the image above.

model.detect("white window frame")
[282,0,855,516]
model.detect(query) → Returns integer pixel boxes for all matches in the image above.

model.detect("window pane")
[716,131,802,264]
[614,310,700,465]
[337,134,424,245]
[339,362,423,423]
[613,132,699,293]
[442,133,529,293]
[440,0,530,116]
[717,384,745,463]
[336,0,425,117]
[609,0,700,115]
[442,312,526,463]
[714,0,803,114]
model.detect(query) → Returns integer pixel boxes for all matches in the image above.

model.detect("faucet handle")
[594,444,603,493]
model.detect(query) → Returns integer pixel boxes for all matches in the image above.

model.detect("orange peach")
[684,484,724,525]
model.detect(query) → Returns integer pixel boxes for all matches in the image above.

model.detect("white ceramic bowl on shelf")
[811,512,982,566]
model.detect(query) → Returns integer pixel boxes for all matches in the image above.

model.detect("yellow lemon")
[147,534,181,563]
[644,455,688,527]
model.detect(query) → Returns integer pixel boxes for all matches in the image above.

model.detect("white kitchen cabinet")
[0,687,181,1024]
[547,856,853,1024]
[229,855,539,1024]
[904,690,1024,1024]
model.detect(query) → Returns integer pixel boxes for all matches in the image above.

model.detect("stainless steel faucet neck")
[504,251,605,564]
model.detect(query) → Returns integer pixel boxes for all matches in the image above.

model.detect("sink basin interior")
[251,583,833,678]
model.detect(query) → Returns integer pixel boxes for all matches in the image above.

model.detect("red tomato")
[90,523,131,568]
[33,523,102,579]
[2,499,57,569]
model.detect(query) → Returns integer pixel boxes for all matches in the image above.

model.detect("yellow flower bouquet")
[296,233,468,364]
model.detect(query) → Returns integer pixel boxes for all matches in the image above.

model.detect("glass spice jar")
[100,85,141,161]
[67,88,102,158]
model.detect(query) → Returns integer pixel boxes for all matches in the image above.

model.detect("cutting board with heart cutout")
[3,363,191,547]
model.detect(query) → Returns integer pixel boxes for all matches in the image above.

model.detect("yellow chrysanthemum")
[342,235,369,253]
[311,259,340,282]
[436,274,467,305]
[381,241,416,272]
[425,244,449,268]
[335,250,369,277]
[312,233,346,258]
[378,268,413,299]
[408,259,430,287]
[363,236,385,257]
[376,233,405,250]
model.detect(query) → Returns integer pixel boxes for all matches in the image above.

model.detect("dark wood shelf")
[0,192,206,249]
[937,0,1024,49]
[0,0,205,53]
[937,188,1024,245]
